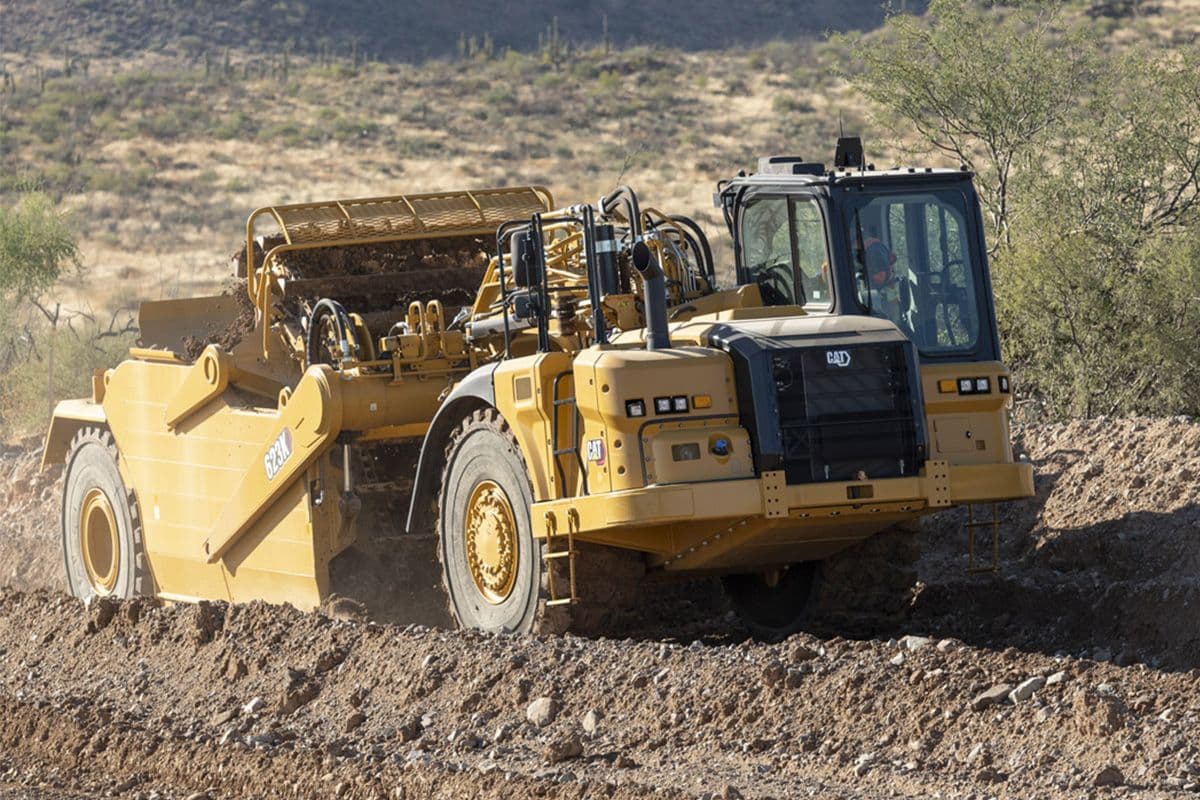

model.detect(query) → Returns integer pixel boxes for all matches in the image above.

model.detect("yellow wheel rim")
[80,487,120,595]
[464,480,519,604]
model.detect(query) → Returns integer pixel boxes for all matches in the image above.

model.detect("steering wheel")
[753,262,794,306]
[912,258,971,347]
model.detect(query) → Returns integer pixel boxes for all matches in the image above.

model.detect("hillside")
[0,40,868,312]
[0,0,922,62]
[0,0,1198,434]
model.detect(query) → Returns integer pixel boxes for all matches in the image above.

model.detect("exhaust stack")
[631,241,671,351]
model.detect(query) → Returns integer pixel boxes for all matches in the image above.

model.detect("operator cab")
[718,139,1001,364]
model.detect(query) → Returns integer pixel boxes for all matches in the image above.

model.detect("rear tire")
[722,562,819,640]
[62,427,150,601]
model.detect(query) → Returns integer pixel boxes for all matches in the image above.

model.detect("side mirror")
[510,230,537,288]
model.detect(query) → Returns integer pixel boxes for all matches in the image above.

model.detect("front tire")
[62,427,150,601]
[436,408,645,635]
[438,409,543,633]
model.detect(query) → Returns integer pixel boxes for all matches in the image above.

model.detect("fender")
[404,362,499,535]
[42,399,108,471]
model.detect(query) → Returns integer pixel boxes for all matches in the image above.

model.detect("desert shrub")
[771,95,814,115]
[0,192,78,302]
[393,136,443,157]
[0,313,135,438]
[211,110,259,140]
[83,164,156,196]
[846,0,1200,417]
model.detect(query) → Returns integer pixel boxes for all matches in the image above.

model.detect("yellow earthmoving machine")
[44,138,1033,636]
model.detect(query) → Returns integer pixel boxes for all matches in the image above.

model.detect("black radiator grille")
[773,343,920,484]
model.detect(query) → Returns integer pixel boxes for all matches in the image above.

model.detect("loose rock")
[900,635,932,651]
[970,684,1013,711]
[544,733,583,764]
[788,642,819,662]
[1009,676,1046,703]
[526,697,560,727]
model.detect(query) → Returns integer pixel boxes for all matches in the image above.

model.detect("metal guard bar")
[244,186,553,303]
[242,185,553,356]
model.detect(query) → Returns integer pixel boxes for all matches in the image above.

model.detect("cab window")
[793,199,831,308]
[846,190,981,354]
[739,196,832,310]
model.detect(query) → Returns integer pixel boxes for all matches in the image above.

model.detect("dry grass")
[0,44,867,309]
[1,1,1196,313]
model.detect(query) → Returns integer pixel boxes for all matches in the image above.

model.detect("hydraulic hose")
[305,298,357,369]
[667,213,716,286]
[599,185,643,238]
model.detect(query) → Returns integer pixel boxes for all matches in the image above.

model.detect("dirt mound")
[1014,417,1200,534]
[4,416,1200,796]
[912,417,1200,671]
[1,588,1198,799]
[0,442,62,592]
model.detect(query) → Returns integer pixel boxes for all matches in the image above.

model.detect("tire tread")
[436,407,642,635]
[63,426,151,598]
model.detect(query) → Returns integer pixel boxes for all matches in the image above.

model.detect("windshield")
[739,196,832,310]
[845,190,982,354]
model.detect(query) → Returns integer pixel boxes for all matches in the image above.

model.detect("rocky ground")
[1,417,1199,799]
[0,440,62,593]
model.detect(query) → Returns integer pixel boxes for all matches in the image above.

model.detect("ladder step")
[965,501,1001,574]
[545,598,574,607]
[543,550,576,560]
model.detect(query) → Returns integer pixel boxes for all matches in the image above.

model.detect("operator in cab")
[853,224,903,327]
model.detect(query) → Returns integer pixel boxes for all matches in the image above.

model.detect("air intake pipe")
[631,241,671,351]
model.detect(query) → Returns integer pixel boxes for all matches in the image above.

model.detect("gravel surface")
[1,416,1198,799]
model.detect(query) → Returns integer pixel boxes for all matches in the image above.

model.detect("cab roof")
[720,165,973,192]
